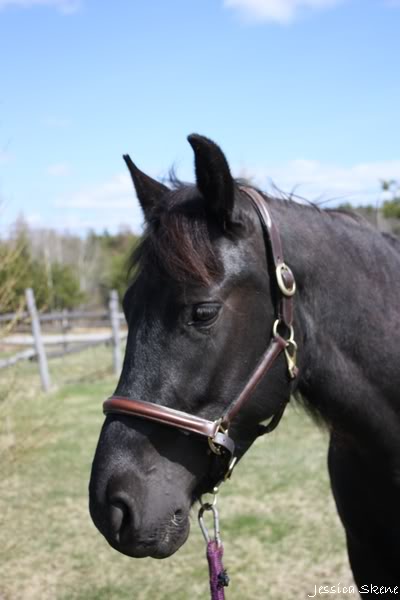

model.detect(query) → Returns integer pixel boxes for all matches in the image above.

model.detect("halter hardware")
[284,339,298,379]
[102,187,298,488]
[208,421,227,455]
[198,497,230,599]
[198,502,221,546]
[276,263,296,297]
[272,319,298,380]
[224,456,237,481]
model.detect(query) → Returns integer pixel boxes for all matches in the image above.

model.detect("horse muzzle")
[90,474,191,559]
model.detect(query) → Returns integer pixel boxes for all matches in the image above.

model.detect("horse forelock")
[129,184,222,286]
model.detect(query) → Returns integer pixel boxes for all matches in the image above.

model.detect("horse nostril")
[109,498,132,542]
[172,508,184,526]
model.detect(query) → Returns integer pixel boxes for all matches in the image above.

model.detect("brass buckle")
[276,263,296,297]
[208,420,226,455]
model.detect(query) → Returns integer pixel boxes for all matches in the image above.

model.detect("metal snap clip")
[198,502,221,546]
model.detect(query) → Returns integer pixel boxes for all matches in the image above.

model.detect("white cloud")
[224,0,344,24]
[25,212,138,233]
[0,0,81,14]
[47,162,71,177]
[55,171,145,232]
[56,173,134,210]
[49,158,400,234]
[242,158,400,205]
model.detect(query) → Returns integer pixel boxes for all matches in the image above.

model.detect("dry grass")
[0,347,355,600]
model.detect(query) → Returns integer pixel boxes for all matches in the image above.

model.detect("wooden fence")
[0,288,126,392]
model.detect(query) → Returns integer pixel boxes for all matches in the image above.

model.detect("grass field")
[0,347,355,600]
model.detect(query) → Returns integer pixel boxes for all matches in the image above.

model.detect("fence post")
[61,308,69,352]
[109,290,122,376]
[25,288,51,392]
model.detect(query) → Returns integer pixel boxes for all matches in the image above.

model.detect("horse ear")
[123,154,168,219]
[187,134,234,227]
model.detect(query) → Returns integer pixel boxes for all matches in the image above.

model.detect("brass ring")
[273,319,294,342]
[276,263,296,297]
[199,487,219,508]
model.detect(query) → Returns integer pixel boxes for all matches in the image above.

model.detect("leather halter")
[103,187,297,479]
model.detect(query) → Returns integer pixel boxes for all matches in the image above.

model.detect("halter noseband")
[103,187,297,483]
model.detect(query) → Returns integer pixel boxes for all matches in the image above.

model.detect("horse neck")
[269,199,400,442]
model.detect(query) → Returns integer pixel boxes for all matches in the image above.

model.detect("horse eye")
[191,303,220,325]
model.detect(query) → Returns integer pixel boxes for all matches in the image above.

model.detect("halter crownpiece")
[103,187,298,482]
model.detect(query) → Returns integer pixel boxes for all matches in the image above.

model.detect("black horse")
[89,134,400,591]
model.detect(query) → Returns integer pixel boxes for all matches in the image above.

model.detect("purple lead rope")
[198,498,230,600]
[206,540,229,600]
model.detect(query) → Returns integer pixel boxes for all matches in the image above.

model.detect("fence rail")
[0,348,36,370]
[0,309,125,323]
[0,288,126,392]
[2,332,124,346]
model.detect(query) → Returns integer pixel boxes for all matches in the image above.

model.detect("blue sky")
[0,0,399,234]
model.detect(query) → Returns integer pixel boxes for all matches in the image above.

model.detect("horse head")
[89,134,296,559]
